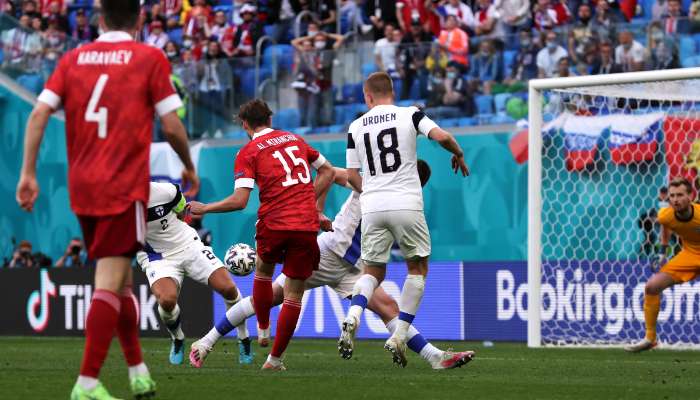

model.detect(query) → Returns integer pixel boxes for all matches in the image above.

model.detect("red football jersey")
[38,31,182,216]
[234,128,327,232]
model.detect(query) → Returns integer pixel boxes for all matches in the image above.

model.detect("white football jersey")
[140,182,200,258]
[346,104,438,214]
[317,191,362,268]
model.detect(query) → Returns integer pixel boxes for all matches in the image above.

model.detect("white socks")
[347,274,379,322]
[396,274,426,340]
[158,304,185,341]
[202,296,256,348]
[225,288,250,340]
[385,317,442,364]
[76,376,98,390]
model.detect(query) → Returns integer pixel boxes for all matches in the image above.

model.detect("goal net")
[528,69,700,348]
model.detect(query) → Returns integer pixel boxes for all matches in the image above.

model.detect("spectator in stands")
[43,14,67,63]
[340,0,370,34]
[2,13,31,70]
[648,22,679,69]
[39,0,65,17]
[89,0,102,30]
[503,29,539,89]
[398,19,433,99]
[210,10,230,40]
[146,20,169,49]
[592,39,623,74]
[366,0,399,38]
[475,0,505,39]
[184,0,212,28]
[615,30,647,72]
[43,0,68,33]
[590,0,621,41]
[291,37,321,127]
[553,56,573,77]
[55,238,88,268]
[438,14,469,70]
[374,24,400,78]
[2,1,17,17]
[574,41,599,75]
[567,3,595,66]
[318,0,337,32]
[537,30,568,78]
[652,0,669,20]
[21,0,40,19]
[174,48,199,93]
[442,0,476,33]
[219,22,237,56]
[162,0,183,22]
[232,4,262,59]
[638,208,658,256]
[396,0,427,34]
[9,240,35,268]
[496,0,531,35]
[198,40,232,115]
[267,0,302,44]
[186,13,211,38]
[425,61,473,118]
[71,9,97,44]
[164,40,180,63]
[690,0,700,32]
[532,0,558,30]
[426,41,449,74]
[661,0,690,35]
[25,15,43,71]
[468,39,503,94]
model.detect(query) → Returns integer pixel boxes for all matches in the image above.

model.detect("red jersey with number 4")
[38,31,182,217]
[234,128,327,232]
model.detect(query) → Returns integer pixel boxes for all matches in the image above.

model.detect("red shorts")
[255,221,320,280]
[77,202,146,260]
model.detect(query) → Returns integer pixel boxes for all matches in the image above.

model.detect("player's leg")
[206,266,253,364]
[252,222,283,346]
[151,276,186,364]
[625,271,677,352]
[340,213,391,358]
[367,287,474,369]
[385,210,431,366]
[263,231,319,370]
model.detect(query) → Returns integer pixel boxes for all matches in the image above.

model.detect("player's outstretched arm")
[188,187,253,215]
[315,161,336,232]
[347,168,363,193]
[428,127,469,177]
[17,102,53,212]
[160,111,200,197]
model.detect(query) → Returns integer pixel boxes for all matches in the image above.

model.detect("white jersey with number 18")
[346,104,438,214]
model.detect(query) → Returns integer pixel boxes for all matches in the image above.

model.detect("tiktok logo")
[26,269,57,332]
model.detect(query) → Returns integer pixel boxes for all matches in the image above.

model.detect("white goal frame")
[527,67,700,348]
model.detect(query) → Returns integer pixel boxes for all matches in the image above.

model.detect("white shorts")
[361,210,431,264]
[274,242,361,298]
[138,240,224,289]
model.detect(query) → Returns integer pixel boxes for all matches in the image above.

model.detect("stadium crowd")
[1,0,699,131]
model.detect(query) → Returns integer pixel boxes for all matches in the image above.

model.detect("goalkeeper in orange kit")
[626,177,700,352]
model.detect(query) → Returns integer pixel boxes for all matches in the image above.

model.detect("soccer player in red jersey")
[189,99,335,370]
[16,1,199,398]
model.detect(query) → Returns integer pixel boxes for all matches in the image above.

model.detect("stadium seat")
[494,93,511,115]
[213,5,233,13]
[334,105,349,125]
[263,44,294,72]
[503,50,517,72]
[326,124,345,133]
[396,100,415,107]
[458,117,477,126]
[682,55,700,68]
[408,79,421,99]
[168,28,183,45]
[693,33,700,52]
[296,126,312,135]
[340,83,363,104]
[680,37,696,62]
[475,94,494,115]
[392,78,403,99]
[0,49,3,65]
[17,74,43,95]
[263,25,276,38]
[489,114,516,124]
[361,62,377,78]
[272,108,301,129]
[439,118,461,127]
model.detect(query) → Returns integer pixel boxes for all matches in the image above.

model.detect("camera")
[71,245,81,255]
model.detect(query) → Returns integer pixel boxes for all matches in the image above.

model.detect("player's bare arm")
[315,161,336,232]
[428,127,469,177]
[188,187,253,215]
[17,102,53,212]
[161,111,200,197]
[347,168,363,193]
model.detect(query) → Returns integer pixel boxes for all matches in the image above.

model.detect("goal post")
[528,68,700,348]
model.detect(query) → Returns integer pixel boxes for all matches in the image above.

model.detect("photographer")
[55,238,87,268]
[9,240,35,268]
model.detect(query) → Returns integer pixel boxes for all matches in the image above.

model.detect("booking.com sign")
[213,262,465,340]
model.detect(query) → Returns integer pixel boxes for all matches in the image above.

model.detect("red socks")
[270,298,302,358]
[79,289,121,378]
[253,275,273,330]
[116,287,143,367]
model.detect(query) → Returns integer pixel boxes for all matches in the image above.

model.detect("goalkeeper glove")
[650,244,669,273]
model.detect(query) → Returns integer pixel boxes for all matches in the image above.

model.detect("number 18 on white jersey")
[346,105,438,214]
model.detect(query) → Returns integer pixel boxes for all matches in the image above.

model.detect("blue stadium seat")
[0,49,3,65]
[475,94,494,115]
[263,44,294,72]
[213,5,233,13]
[296,126,312,135]
[392,78,403,99]
[439,118,461,127]
[489,114,516,124]
[272,108,301,129]
[17,74,44,95]
[334,104,349,125]
[680,37,696,62]
[494,93,511,115]
[458,117,477,126]
[347,103,367,120]
[326,124,345,133]
[408,79,421,99]
[263,25,276,38]
[361,63,377,78]
[340,83,363,104]
[239,68,257,97]
[396,100,415,107]
[168,28,183,45]
[682,55,700,68]
[503,50,517,71]
[693,33,700,52]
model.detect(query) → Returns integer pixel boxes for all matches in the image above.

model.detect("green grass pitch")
[0,337,699,399]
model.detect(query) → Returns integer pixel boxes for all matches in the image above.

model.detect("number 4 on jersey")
[85,74,109,139]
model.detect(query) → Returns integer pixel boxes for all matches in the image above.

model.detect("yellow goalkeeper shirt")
[658,203,700,254]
